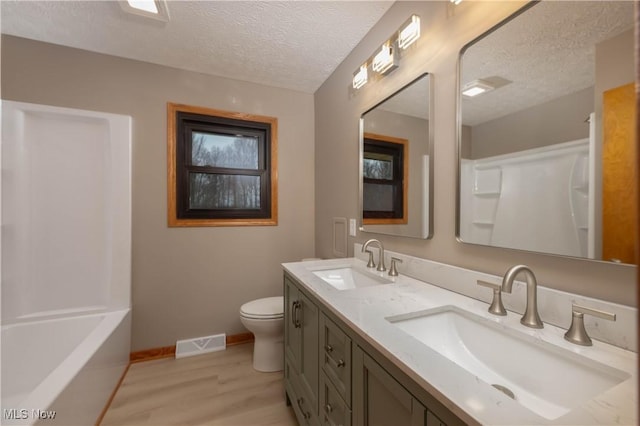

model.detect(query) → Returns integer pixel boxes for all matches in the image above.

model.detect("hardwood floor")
[100,343,297,426]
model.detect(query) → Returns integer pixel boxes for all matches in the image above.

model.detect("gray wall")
[468,87,593,159]
[1,35,316,351]
[315,1,635,306]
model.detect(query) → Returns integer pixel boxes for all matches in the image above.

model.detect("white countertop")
[282,257,638,426]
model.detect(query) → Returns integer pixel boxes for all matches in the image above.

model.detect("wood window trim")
[362,132,408,225]
[167,103,278,227]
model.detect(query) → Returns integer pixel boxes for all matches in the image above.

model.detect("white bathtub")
[1,310,131,426]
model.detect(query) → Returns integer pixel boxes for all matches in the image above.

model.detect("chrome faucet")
[362,239,386,272]
[501,265,543,329]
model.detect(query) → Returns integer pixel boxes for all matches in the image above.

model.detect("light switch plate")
[349,218,357,236]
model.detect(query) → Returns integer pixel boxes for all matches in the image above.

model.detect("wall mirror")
[457,1,636,265]
[360,73,433,239]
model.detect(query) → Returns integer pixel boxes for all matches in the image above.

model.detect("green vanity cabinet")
[285,276,320,425]
[319,314,353,426]
[352,346,426,426]
[284,272,463,426]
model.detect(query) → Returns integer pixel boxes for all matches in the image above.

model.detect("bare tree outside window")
[189,133,261,209]
[167,103,278,227]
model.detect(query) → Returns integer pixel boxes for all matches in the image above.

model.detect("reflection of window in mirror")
[362,133,408,225]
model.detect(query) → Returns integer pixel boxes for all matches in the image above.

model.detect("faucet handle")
[365,250,376,268]
[564,303,616,346]
[477,280,507,316]
[388,257,403,277]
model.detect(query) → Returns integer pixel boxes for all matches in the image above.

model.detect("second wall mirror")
[457,1,635,265]
[360,73,433,239]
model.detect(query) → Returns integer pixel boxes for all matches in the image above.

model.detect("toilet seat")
[240,296,284,320]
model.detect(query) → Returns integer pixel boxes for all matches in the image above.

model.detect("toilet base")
[252,337,284,372]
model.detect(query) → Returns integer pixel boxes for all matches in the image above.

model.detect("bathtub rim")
[1,308,130,418]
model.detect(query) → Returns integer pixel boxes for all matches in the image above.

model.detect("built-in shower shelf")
[472,221,494,227]
[572,185,589,195]
[472,191,501,197]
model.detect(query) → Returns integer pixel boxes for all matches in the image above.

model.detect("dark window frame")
[362,133,408,224]
[168,103,278,227]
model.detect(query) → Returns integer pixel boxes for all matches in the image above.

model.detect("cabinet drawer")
[320,314,352,404]
[320,372,351,426]
[287,358,319,426]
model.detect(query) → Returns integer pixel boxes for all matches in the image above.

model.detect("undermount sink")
[311,266,392,290]
[386,305,630,420]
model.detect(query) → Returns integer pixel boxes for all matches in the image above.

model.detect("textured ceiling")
[1,0,394,94]
[461,1,634,126]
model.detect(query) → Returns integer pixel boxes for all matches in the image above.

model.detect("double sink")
[308,262,631,421]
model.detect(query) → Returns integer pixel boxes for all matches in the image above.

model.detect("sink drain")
[492,384,516,400]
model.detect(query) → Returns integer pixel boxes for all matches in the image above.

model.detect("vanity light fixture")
[119,0,170,22]
[351,14,421,93]
[398,15,421,50]
[462,79,495,98]
[372,42,399,75]
[353,65,369,90]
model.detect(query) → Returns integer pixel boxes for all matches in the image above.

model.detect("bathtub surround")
[1,0,636,398]
[1,101,132,425]
[1,34,316,352]
[315,1,635,306]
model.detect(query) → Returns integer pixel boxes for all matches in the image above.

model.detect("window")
[362,133,407,224]
[168,103,278,227]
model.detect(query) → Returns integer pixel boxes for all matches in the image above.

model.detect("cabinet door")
[353,346,427,426]
[299,291,320,416]
[288,358,320,426]
[285,276,302,371]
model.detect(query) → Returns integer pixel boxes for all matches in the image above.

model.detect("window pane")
[363,158,393,180]
[363,183,395,211]
[191,132,258,169]
[189,173,261,209]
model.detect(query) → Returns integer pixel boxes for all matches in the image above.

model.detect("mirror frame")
[359,72,434,239]
[454,1,634,267]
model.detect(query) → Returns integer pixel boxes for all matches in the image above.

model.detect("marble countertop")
[282,257,638,426]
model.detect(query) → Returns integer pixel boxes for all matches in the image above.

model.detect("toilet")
[239,296,284,372]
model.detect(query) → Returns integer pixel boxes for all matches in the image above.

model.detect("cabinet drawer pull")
[327,354,346,369]
[324,344,334,353]
[325,403,333,413]
[297,397,311,419]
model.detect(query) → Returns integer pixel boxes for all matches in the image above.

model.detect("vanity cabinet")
[353,346,425,426]
[319,314,352,426]
[353,347,446,426]
[284,272,463,426]
[285,276,320,425]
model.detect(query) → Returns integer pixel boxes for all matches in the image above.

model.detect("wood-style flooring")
[100,343,297,426]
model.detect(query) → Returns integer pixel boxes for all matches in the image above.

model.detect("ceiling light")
[450,0,463,5]
[353,65,368,90]
[372,42,398,75]
[119,0,170,22]
[398,15,421,50]
[462,79,495,97]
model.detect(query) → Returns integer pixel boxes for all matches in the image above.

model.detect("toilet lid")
[240,296,284,319]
